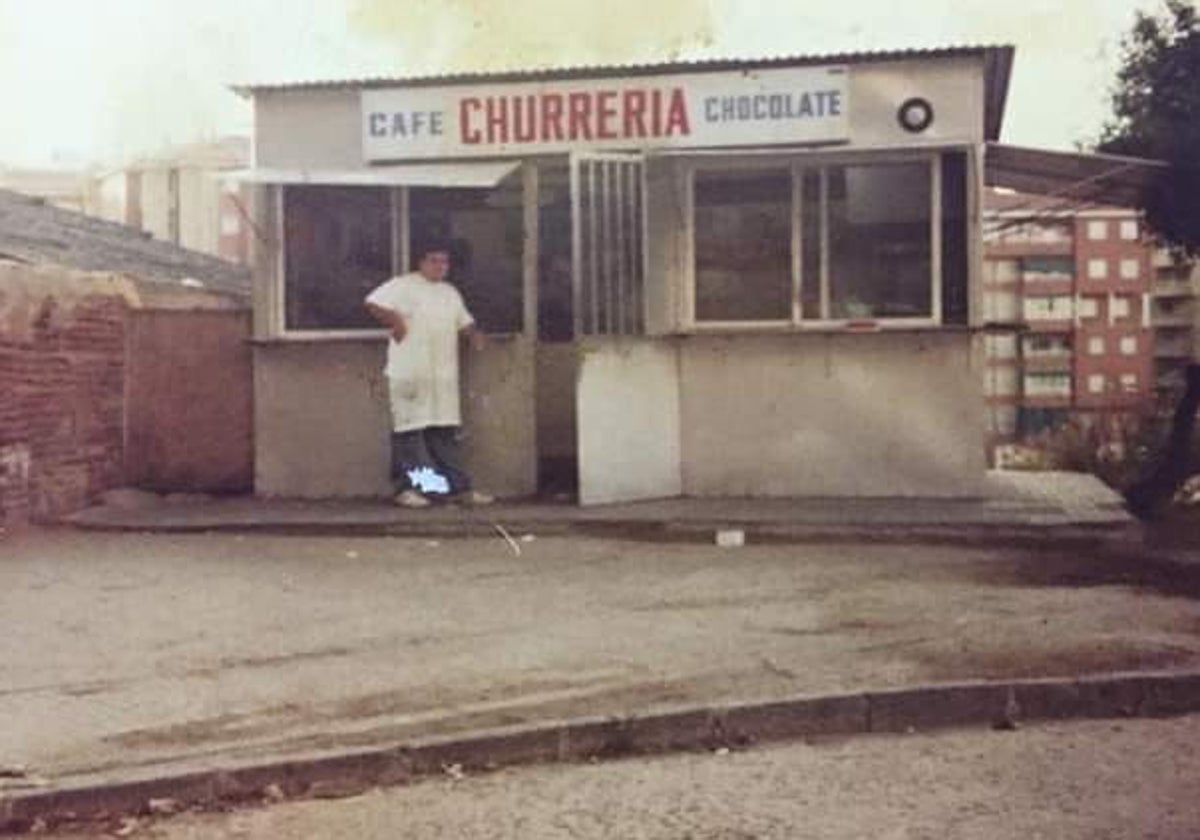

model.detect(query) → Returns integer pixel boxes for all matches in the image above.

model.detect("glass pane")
[410,183,524,334]
[283,186,391,330]
[828,163,931,319]
[694,168,792,322]
[941,153,968,325]
[536,161,574,342]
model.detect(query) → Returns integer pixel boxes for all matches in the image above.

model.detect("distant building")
[1149,248,1199,401]
[85,137,252,265]
[982,189,1155,453]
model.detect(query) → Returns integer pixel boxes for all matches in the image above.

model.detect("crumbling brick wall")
[1,267,129,526]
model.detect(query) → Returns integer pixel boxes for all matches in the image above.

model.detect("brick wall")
[0,292,127,526]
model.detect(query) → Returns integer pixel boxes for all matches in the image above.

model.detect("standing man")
[365,240,493,508]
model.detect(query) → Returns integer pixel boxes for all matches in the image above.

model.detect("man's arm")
[459,322,486,352]
[366,302,407,342]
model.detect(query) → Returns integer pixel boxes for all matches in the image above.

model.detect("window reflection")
[694,169,792,322]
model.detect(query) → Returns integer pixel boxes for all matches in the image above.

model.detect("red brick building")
[982,189,1155,453]
[0,188,252,526]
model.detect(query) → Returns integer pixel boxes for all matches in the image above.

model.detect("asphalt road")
[49,714,1200,839]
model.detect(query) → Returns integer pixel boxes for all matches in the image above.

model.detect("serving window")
[282,186,392,331]
[687,151,970,329]
[277,176,524,336]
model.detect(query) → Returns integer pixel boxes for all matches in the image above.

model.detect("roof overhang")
[984,142,1167,209]
[225,160,521,188]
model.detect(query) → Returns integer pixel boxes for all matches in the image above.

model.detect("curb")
[62,510,1138,552]
[4,669,1199,834]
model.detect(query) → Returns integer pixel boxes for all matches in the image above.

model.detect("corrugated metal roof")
[234,44,1010,94]
[0,188,250,296]
[233,44,1014,141]
[984,143,1167,210]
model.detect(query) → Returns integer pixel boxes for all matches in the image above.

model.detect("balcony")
[1155,337,1194,359]
[1153,311,1196,329]
[1153,279,1196,298]
[1022,354,1073,369]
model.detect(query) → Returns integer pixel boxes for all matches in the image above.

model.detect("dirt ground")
[2,527,1199,789]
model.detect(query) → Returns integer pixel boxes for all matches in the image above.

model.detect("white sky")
[0,0,1163,169]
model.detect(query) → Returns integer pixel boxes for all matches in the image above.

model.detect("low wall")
[0,262,251,526]
[0,264,132,524]
[253,336,536,499]
[678,332,986,497]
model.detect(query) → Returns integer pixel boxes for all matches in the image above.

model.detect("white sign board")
[362,65,848,161]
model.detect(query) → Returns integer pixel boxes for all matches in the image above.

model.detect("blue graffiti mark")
[407,466,450,495]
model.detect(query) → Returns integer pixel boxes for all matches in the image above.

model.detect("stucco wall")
[253,337,536,498]
[678,331,986,497]
[253,340,392,497]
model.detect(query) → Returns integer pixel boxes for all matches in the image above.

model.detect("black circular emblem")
[897,97,934,133]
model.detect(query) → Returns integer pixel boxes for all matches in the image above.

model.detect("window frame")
[682,148,956,332]
[272,180,526,339]
[273,185,403,340]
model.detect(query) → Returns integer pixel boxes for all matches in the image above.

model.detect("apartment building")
[85,137,252,265]
[983,189,1155,452]
[1150,248,1200,399]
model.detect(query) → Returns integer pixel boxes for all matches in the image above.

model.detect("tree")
[1099,0,1200,253]
[1099,2,1200,517]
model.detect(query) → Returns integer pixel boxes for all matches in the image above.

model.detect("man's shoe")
[394,490,432,509]
[453,490,495,507]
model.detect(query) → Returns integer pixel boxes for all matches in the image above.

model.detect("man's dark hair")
[413,238,452,263]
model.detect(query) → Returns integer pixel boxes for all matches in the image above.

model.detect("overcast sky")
[0,0,1164,169]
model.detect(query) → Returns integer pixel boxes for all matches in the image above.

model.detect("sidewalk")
[65,471,1134,542]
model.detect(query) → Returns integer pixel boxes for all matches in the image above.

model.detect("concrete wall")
[253,337,536,499]
[577,338,682,505]
[678,332,986,497]
[253,340,392,498]
[460,335,537,498]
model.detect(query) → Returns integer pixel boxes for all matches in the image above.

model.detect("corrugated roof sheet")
[233,44,1014,141]
[0,188,250,296]
[234,44,1010,93]
[984,143,1167,211]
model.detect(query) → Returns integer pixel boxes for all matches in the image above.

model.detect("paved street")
[42,715,1200,839]
[3,527,1199,791]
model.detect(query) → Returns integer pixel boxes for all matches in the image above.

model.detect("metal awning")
[225,161,521,188]
[985,142,1167,209]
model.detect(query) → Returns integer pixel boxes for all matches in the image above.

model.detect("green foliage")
[1099,1,1200,253]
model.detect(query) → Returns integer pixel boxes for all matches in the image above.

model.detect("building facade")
[236,47,1015,504]
[85,137,252,265]
[982,189,1156,454]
